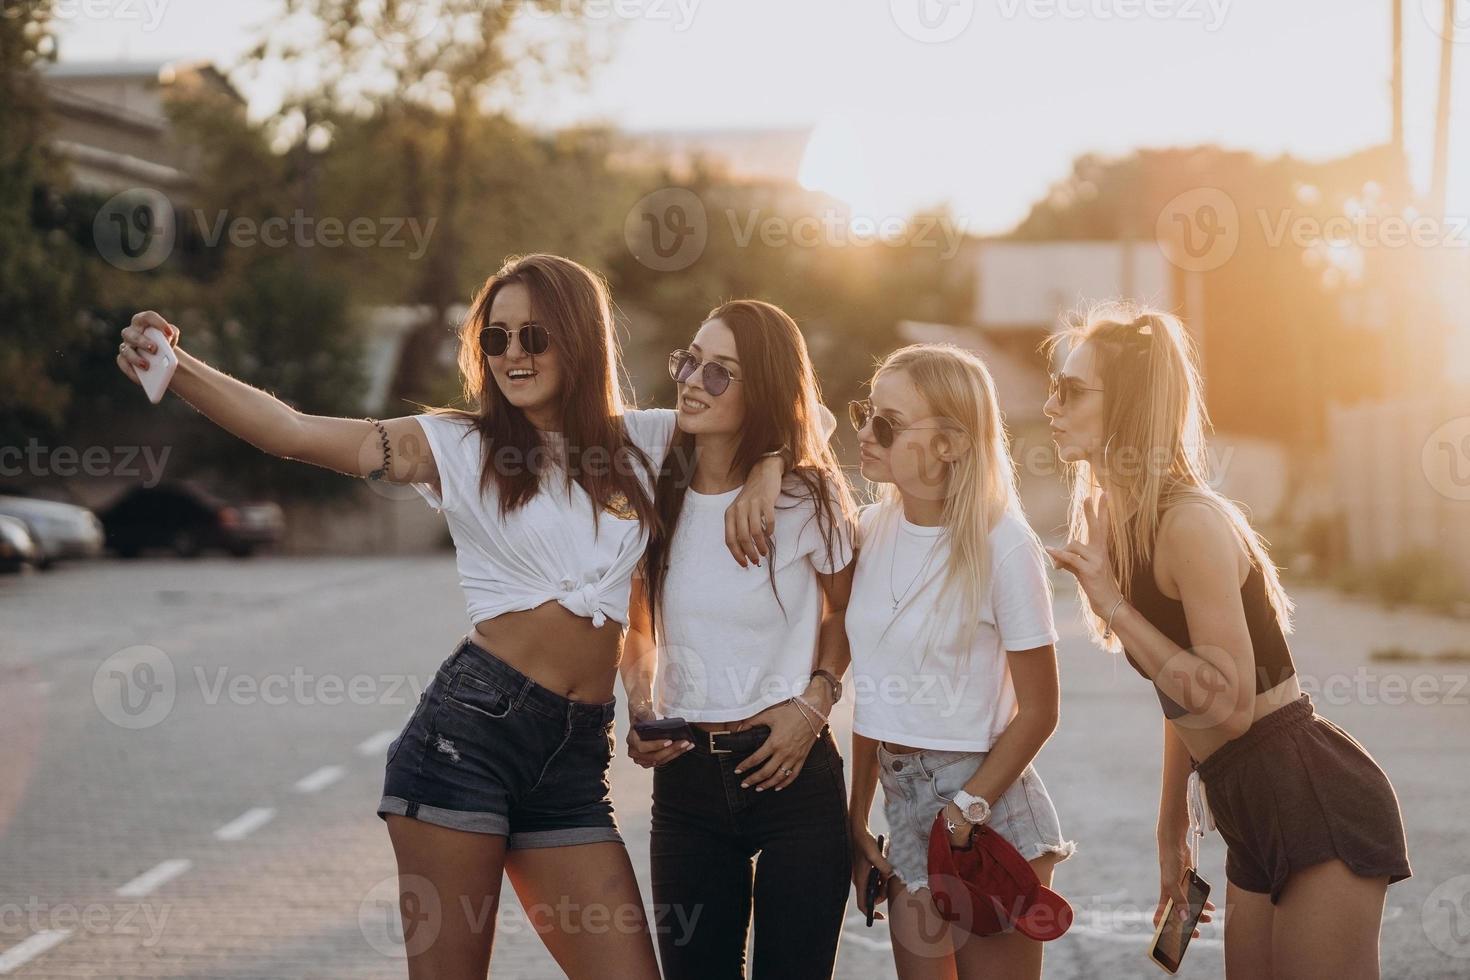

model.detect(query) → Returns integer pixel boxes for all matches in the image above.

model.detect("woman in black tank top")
[1040,304,1409,979]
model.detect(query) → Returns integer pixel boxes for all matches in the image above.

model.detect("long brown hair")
[423,253,656,524]
[641,299,855,621]
[1042,302,1293,652]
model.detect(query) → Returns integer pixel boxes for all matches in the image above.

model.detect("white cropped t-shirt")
[845,501,1059,752]
[410,409,676,629]
[654,483,854,722]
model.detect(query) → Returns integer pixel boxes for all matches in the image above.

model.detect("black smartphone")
[864,834,886,927]
[1149,868,1211,974]
[633,716,695,744]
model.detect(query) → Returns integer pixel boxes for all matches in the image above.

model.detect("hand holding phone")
[633,716,695,745]
[135,325,178,404]
[1149,868,1211,974]
[864,834,887,927]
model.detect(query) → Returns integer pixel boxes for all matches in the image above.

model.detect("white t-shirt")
[846,501,1058,751]
[410,408,676,629]
[655,482,854,722]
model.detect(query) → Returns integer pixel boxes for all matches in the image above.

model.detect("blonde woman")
[1042,304,1410,979]
[846,344,1075,980]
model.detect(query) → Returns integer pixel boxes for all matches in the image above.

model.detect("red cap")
[926,811,1073,941]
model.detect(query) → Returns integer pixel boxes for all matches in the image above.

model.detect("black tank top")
[1122,546,1297,718]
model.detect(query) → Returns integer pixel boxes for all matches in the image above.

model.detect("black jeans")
[650,725,851,980]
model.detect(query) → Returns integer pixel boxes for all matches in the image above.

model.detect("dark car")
[0,515,41,573]
[101,482,284,559]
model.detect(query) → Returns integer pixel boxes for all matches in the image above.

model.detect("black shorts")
[376,636,622,848]
[1197,694,1411,903]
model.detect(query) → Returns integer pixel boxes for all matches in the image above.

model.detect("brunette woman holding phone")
[622,300,857,979]
[115,253,786,979]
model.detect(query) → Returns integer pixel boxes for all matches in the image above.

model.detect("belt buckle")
[707,729,733,754]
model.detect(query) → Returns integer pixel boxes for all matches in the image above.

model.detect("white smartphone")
[136,325,178,404]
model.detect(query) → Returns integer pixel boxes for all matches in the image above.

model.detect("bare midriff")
[1175,673,1304,765]
[470,600,624,703]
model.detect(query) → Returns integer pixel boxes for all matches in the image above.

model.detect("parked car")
[101,482,285,559]
[0,495,105,567]
[0,515,41,573]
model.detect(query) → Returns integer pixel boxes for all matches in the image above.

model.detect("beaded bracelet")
[364,417,391,480]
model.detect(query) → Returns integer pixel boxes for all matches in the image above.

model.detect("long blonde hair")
[871,344,1031,654]
[1042,302,1294,652]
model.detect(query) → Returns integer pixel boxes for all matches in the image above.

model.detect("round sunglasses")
[668,349,742,397]
[1047,372,1103,408]
[848,399,946,448]
[481,323,551,358]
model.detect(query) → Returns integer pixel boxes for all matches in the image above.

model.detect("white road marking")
[213,807,276,841]
[0,930,72,974]
[357,729,398,756]
[293,765,345,793]
[115,858,192,897]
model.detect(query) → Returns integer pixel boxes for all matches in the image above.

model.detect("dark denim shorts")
[376,635,622,848]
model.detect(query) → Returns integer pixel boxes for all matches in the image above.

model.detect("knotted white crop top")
[410,409,676,629]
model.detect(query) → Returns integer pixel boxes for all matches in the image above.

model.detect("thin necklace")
[888,521,942,612]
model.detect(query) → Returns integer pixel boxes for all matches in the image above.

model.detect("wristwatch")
[810,669,842,702]
[952,790,991,825]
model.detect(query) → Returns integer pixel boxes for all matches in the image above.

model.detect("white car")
[0,495,105,566]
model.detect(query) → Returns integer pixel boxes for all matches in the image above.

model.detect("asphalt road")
[1,555,1467,977]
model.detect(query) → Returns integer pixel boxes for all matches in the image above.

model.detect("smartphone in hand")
[136,325,178,404]
[864,834,887,926]
[1149,868,1211,974]
[633,716,695,745]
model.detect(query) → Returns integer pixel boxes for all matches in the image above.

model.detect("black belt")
[689,724,771,755]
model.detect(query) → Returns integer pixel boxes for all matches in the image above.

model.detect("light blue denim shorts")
[877,743,1077,893]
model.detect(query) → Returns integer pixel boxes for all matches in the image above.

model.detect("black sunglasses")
[1047,373,1103,408]
[668,349,742,397]
[481,323,551,358]
[848,399,944,449]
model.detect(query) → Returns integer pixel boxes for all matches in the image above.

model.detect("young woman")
[1042,304,1411,979]
[620,299,857,979]
[114,254,786,979]
[846,344,1075,980]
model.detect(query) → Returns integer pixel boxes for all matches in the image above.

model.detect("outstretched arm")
[118,311,438,489]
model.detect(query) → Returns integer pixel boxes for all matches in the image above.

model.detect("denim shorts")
[376,635,622,848]
[877,743,1076,893]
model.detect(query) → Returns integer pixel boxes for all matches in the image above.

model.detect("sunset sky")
[56,0,1469,235]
